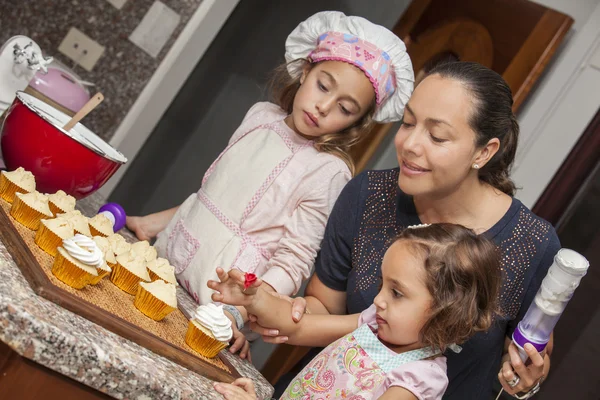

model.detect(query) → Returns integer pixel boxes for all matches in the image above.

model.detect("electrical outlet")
[58,27,105,72]
[106,0,127,9]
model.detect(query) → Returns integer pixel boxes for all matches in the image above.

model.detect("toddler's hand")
[208,268,261,307]
[126,216,152,241]
[213,378,256,399]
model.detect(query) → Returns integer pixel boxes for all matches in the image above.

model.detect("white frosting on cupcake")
[192,304,233,342]
[62,234,104,267]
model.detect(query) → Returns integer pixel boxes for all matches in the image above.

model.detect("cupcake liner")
[48,202,68,217]
[110,262,146,295]
[185,320,228,358]
[0,174,27,203]
[133,285,176,321]
[52,250,94,289]
[89,267,111,285]
[89,224,111,237]
[148,269,171,283]
[10,195,49,230]
[34,223,64,257]
[107,260,118,270]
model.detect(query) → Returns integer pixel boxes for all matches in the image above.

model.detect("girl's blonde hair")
[392,223,501,351]
[268,59,377,175]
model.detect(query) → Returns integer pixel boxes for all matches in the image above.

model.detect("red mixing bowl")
[0,91,127,199]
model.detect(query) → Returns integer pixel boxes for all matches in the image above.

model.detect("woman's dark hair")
[393,223,501,351]
[268,59,377,175]
[426,62,519,196]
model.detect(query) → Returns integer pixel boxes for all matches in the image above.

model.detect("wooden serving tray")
[0,199,240,383]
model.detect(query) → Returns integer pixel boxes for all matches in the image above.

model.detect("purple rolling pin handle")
[512,325,547,361]
[98,202,126,232]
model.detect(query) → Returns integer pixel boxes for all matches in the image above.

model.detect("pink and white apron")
[154,119,312,305]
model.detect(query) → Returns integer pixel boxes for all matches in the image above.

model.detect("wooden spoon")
[62,92,104,131]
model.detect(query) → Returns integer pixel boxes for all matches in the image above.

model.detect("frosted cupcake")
[57,210,91,237]
[10,191,53,230]
[110,251,151,295]
[88,213,113,237]
[185,304,232,358]
[93,236,117,269]
[35,217,75,256]
[52,234,102,289]
[131,240,158,263]
[147,257,177,285]
[0,167,35,203]
[107,233,131,256]
[47,190,76,216]
[134,280,177,321]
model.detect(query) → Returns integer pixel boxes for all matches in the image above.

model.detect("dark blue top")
[315,169,561,400]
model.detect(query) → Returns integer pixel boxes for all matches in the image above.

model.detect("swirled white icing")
[192,304,233,342]
[62,234,104,267]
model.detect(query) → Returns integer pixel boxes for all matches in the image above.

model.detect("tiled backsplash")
[0,0,204,141]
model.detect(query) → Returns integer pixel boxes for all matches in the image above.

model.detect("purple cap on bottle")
[98,203,126,232]
[512,324,548,353]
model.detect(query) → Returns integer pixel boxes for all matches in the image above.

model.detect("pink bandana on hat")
[310,31,396,106]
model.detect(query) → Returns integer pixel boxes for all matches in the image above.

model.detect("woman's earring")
[473,164,480,169]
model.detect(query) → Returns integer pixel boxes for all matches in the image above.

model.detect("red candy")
[244,273,257,290]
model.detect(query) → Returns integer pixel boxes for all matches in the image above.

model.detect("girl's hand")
[498,342,547,395]
[125,216,152,241]
[247,293,307,344]
[213,378,256,399]
[208,268,262,306]
[223,311,252,362]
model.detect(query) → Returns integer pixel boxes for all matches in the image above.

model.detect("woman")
[254,62,558,399]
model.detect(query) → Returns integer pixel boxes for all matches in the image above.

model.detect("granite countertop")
[0,193,273,400]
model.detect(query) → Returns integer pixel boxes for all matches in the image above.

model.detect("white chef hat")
[285,11,414,123]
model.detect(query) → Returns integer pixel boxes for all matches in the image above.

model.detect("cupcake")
[185,304,233,358]
[147,257,177,285]
[134,280,177,321]
[110,251,151,295]
[108,233,131,256]
[57,210,91,237]
[89,260,112,285]
[89,213,113,237]
[47,190,76,216]
[52,235,102,289]
[0,167,35,203]
[10,191,53,230]
[93,236,117,269]
[130,240,157,263]
[35,217,75,256]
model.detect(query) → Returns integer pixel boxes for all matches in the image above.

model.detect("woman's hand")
[498,342,548,396]
[126,216,152,241]
[247,292,307,344]
[213,378,256,399]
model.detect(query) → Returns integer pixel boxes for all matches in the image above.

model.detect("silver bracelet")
[222,304,244,331]
[514,381,541,399]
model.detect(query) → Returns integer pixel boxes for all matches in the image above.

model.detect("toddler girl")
[211,223,501,399]
[127,11,413,329]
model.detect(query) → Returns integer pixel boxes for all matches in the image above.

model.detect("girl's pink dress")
[281,305,449,400]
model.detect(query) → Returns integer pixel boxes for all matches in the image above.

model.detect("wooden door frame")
[532,107,600,228]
